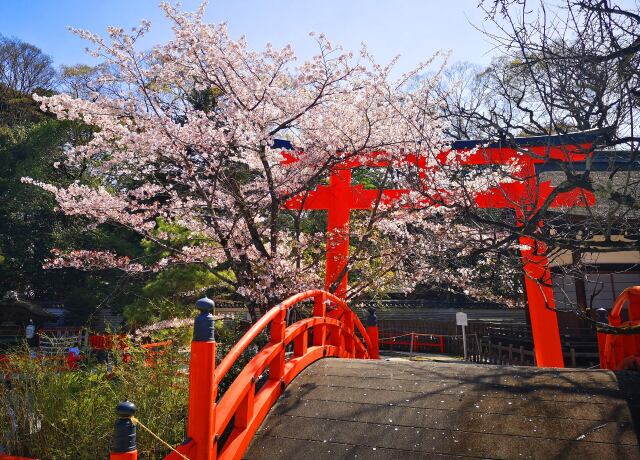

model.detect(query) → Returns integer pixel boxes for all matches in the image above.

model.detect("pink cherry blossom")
[25,2,521,313]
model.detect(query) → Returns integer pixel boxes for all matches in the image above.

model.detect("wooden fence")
[376,318,601,368]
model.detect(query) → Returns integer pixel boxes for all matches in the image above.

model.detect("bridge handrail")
[107,289,379,460]
[598,286,640,370]
[213,289,371,386]
[608,286,640,326]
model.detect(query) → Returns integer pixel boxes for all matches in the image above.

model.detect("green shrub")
[0,346,189,459]
[0,320,267,459]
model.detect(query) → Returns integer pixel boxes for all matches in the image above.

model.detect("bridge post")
[293,326,308,357]
[110,400,137,460]
[344,310,355,357]
[366,306,379,359]
[187,297,217,460]
[269,306,286,381]
[312,293,327,347]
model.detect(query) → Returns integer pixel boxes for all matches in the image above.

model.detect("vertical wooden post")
[325,167,352,299]
[366,306,380,359]
[294,329,308,357]
[187,297,217,460]
[313,293,327,347]
[409,333,414,357]
[326,303,344,350]
[516,157,564,368]
[343,310,355,357]
[269,306,286,381]
[234,380,255,430]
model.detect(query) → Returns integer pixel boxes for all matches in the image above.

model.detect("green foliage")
[123,264,235,326]
[187,86,222,113]
[124,297,192,327]
[0,117,85,298]
[213,319,268,394]
[0,84,52,127]
[0,347,189,459]
[0,86,144,315]
[0,320,267,459]
[143,266,231,299]
[124,220,236,326]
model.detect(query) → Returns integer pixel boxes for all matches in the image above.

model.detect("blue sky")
[0,1,501,73]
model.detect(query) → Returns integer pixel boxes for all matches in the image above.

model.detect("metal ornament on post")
[366,306,380,359]
[110,400,137,460]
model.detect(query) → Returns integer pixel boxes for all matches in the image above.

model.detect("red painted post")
[513,176,566,371]
[293,329,308,357]
[343,310,355,357]
[608,294,625,367]
[325,167,352,298]
[519,236,564,368]
[234,380,255,429]
[187,298,217,460]
[269,306,286,381]
[366,305,380,360]
[513,156,565,368]
[313,293,327,347]
[111,452,137,460]
[326,301,344,349]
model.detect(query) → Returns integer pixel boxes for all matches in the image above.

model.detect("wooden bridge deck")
[245,359,640,459]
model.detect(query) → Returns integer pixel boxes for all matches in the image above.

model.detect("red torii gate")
[281,132,599,368]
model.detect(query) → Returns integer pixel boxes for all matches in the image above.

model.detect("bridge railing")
[597,286,640,370]
[110,289,379,460]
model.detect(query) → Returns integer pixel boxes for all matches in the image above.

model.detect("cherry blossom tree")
[24,2,519,318]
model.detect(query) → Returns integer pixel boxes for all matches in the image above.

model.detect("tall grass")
[1,346,189,459]
[0,321,267,459]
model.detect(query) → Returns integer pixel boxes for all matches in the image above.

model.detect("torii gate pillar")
[325,167,351,298]
[520,236,564,367]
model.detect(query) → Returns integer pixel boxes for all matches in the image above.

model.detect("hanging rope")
[130,416,191,460]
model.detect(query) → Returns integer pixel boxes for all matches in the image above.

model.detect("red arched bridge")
[107,289,640,460]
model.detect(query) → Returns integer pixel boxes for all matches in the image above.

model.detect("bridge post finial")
[595,307,608,324]
[365,305,380,360]
[367,306,377,327]
[194,297,216,342]
[110,400,137,459]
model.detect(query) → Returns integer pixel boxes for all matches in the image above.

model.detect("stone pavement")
[245,358,640,459]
